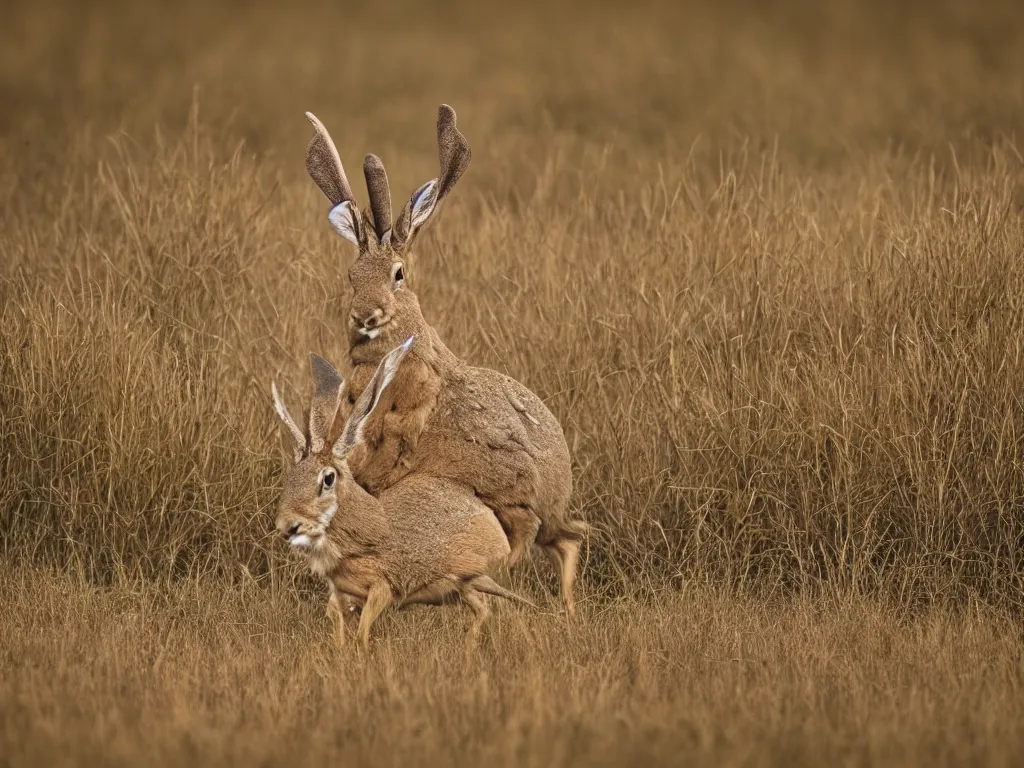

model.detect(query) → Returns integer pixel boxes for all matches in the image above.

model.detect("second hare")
[272,337,532,649]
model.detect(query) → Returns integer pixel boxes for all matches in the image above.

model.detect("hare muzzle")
[279,519,319,550]
[351,308,390,339]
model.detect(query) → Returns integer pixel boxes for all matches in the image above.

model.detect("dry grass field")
[3,0,1024,764]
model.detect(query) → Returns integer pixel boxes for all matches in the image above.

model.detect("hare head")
[304,106,471,354]
[271,337,415,552]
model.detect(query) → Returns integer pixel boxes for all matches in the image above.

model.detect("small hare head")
[304,106,471,352]
[270,337,415,551]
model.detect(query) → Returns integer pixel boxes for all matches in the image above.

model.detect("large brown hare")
[272,337,532,649]
[303,106,586,614]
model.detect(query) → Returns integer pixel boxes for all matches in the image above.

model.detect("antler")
[363,154,392,242]
[305,112,356,207]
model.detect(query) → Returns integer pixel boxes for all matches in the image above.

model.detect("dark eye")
[322,469,336,491]
[392,263,405,289]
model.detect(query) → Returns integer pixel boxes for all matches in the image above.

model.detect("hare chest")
[327,557,382,600]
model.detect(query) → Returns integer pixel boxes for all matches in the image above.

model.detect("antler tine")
[363,154,393,241]
[436,104,472,200]
[305,112,356,207]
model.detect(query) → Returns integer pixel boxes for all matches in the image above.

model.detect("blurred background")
[2,0,1024,597]
[5,1,1024,765]
[5,0,1024,175]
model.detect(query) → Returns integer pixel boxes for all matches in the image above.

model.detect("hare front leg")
[327,586,363,647]
[327,590,347,647]
[337,591,362,632]
[357,580,394,649]
[544,536,582,617]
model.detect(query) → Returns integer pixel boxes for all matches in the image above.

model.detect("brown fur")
[272,343,533,648]
[304,106,587,615]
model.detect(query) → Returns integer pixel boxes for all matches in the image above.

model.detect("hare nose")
[354,309,383,329]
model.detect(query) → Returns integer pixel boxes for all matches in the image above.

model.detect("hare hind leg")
[544,536,582,617]
[497,505,541,568]
[457,583,491,651]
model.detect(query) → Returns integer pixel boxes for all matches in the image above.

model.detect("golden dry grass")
[3,0,1024,764]
[4,568,1024,767]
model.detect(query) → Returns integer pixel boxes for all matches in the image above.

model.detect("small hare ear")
[328,201,361,247]
[271,382,306,463]
[308,354,345,454]
[363,153,393,242]
[334,336,415,458]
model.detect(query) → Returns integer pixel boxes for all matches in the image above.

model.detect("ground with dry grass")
[2,0,1024,765]
[5,569,1024,767]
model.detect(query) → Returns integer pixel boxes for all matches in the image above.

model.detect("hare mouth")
[356,318,391,341]
[288,533,322,550]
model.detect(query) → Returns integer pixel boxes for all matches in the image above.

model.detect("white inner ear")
[409,179,439,230]
[328,201,360,246]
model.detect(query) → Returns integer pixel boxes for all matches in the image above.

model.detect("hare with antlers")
[272,337,533,649]
[303,107,587,615]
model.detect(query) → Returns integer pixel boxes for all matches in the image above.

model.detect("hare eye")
[392,263,405,289]
[322,469,336,491]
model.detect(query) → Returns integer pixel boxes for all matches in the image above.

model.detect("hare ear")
[305,112,356,206]
[334,336,415,458]
[328,201,362,246]
[363,153,393,242]
[271,382,306,463]
[391,180,437,247]
[308,354,345,454]
[391,105,470,249]
[409,179,440,230]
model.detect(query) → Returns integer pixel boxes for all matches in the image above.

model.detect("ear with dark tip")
[308,354,345,454]
[271,382,306,463]
[363,154,393,242]
[306,112,364,247]
[435,104,472,200]
[391,104,471,249]
[334,336,415,458]
[305,112,356,207]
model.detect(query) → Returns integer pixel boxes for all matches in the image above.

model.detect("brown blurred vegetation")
[2,0,1024,764]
